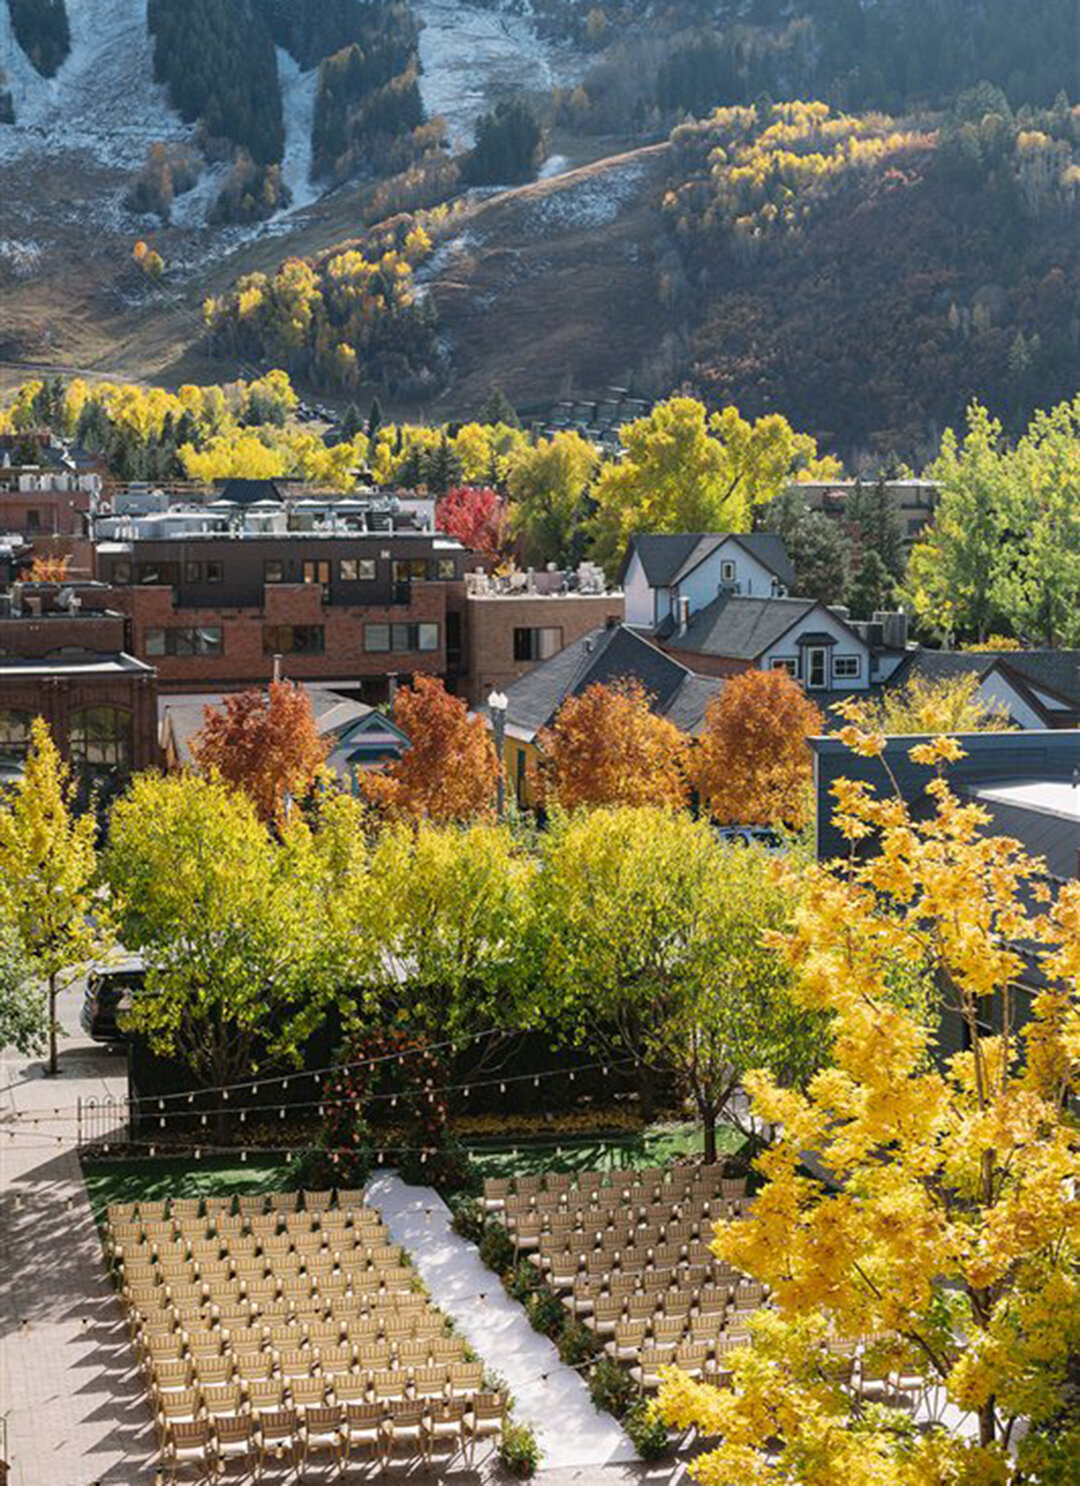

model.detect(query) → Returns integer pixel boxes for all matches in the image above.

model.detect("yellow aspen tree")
[658,715,1079,1485]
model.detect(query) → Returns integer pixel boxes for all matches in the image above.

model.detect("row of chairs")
[560,1263,748,1317]
[107,1212,388,1263]
[481,1162,739,1213]
[159,1394,507,1482]
[109,1189,504,1480]
[107,1189,368,1226]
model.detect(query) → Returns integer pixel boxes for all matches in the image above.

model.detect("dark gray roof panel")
[903,649,1080,707]
[622,531,796,590]
[662,594,819,660]
[502,624,713,736]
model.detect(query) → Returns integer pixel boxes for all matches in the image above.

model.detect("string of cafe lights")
[2,1025,512,1119]
[4,1046,638,1123]
[6,1052,637,1129]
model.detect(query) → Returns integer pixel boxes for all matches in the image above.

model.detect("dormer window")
[720,560,736,582]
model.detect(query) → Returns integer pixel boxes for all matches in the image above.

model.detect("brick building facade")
[0,588,160,784]
[462,590,625,704]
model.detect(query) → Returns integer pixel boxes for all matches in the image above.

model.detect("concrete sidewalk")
[0,986,155,1486]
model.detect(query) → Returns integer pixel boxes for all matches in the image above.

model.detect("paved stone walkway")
[0,986,155,1486]
[367,1172,638,1473]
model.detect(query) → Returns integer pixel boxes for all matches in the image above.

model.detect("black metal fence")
[76,1094,134,1150]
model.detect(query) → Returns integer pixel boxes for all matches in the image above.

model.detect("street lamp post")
[488,689,508,818]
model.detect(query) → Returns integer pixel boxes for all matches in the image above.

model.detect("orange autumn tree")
[360,673,497,823]
[28,554,69,582]
[691,668,822,828]
[538,679,688,811]
[191,681,328,824]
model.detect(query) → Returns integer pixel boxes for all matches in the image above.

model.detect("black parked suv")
[80,957,145,1044]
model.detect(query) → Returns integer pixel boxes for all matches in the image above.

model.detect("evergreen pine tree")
[479,385,520,428]
[846,477,904,578]
[340,402,363,439]
[845,549,898,619]
[368,397,384,437]
[422,435,463,498]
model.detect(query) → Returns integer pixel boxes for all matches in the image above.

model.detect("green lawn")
[460,1120,745,1182]
[82,1153,299,1225]
[82,1123,748,1219]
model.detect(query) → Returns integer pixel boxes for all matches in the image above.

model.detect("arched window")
[0,709,32,761]
[69,706,131,769]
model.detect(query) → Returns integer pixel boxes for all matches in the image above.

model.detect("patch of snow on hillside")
[414,0,583,151]
[520,159,650,233]
[0,0,188,166]
[276,47,320,213]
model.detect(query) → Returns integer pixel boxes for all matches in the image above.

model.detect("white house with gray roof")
[620,533,796,629]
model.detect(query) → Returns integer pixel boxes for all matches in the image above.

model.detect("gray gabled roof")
[896,649,1080,715]
[500,623,724,739]
[658,594,823,661]
[620,531,796,590]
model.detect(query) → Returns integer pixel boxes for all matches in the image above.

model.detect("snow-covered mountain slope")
[414,0,582,150]
[0,0,188,167]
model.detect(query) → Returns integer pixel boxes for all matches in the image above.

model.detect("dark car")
[80,957,145,1044]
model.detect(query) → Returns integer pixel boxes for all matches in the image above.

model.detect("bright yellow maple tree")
[658,718,1079,1485]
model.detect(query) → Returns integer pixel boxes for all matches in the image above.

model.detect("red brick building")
[0,586,159,785]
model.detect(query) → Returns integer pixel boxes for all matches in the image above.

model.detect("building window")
[807,647,828,689]
[264,560,285,584]
[206,560,223,583]
[112,559,132,585]
[771,657,799,677]
[833,655,861,680]
[69,707,130,769]
[137,561,180,586]
[0,708,32,761]
[262,625,324,656]
[184,560,202,584]
[146,626,224,657]
[436,558,457,580]
[25,509,41,531]
[392,559,428,583]
[303,560,331,586]
[720,559,737,582]
[364,622,439,653]
[513,626,562,662]
[339,558,377,582]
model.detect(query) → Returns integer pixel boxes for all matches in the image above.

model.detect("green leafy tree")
[909,403,1013,642]
[104,772,334,1129]
[0,911,47,1056]
[532,807,824,1158]
[592,398,826,576]
[365,820,535,1043]
[507,431,597,567]
[0,720,110,1076]
[991,396,1080,646]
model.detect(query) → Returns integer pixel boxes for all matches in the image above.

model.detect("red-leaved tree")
[690,668,823,828]
[360,674,497,822]
[191,681,328,824]
[436,485,508,560]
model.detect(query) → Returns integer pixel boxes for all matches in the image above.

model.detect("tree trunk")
[702,1110,718,1166]
[46,973,59,1077]
[979,1398,996,1448]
